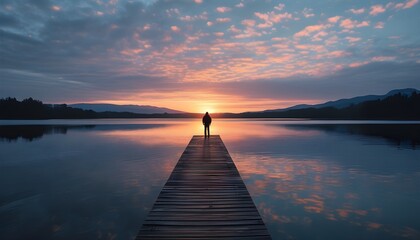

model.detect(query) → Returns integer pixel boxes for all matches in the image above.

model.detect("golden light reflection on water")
[94,119,319,145]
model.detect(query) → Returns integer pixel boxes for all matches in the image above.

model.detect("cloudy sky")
[1,0,419,112]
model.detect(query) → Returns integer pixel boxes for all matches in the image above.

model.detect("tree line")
[1,92,419,119]
[0,97,201,119]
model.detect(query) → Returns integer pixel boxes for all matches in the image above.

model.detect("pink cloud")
[166,8,180,17]
[302,8,315,18]
[404,0,419,8]
[375,22,385,29]
[274,4,285,11]
[372,56,396,61]
[326,50,351,58]
[349,8,365,14]
[325,36,339,45]
[228,25,241,33]
[235,2,244,8]
[272,43,290,49]
[216,7,231,13]
[328,16,341,23]
[216,18,231,23]
[194,0,202,4]
[180,15,193,21]
[51,5,61,11]
[294,24,330,38]
[241,19,256,27]
[340,19,369,29]
[120,48,144,56]
[171,26,180,32]
[366,222,383,230]
[349,61,369,68]
[295,44,326,53]
[271,37,287,41]
[206,21,213,26]
[370,5,386,15]
[234,27,262,39]
[394,0,419,9]
[214,32,224,37]
[312,31,328,41]
[180,12,208,21]
[345,37,361,43]
[254,11,293,28]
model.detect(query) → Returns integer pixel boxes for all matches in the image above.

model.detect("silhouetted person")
[202,112,212,138]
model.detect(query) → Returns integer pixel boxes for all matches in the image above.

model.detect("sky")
[1,0,420,113]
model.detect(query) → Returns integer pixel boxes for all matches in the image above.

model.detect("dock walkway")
[136,135,271,239]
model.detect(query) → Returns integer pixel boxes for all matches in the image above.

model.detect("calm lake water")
[1,119,420,240]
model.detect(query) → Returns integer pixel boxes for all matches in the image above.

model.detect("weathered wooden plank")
[136,135,271,239]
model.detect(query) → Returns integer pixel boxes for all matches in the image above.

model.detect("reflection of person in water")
[202,112,212,138]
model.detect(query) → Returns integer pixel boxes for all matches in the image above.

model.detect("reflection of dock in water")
[136,135,271,239]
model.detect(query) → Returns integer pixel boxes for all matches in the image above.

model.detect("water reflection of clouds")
[232,151,419,239]
[2,120,420,239]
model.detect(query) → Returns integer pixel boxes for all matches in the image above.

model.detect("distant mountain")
[224,88,420,120]
[69,103,184,114]
[265,88,420,112]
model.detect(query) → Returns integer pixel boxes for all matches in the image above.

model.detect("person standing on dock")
[202,112,212,138]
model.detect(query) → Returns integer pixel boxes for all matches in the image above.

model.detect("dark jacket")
[202,113,212,126]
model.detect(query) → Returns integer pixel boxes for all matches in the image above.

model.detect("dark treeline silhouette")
[0,97,199,119]
[0,97,97,119]
[1,92,420,119]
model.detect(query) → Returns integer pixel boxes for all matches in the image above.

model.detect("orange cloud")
[328,16,341,23]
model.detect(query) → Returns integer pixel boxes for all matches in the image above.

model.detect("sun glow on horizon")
[73,94,322,113]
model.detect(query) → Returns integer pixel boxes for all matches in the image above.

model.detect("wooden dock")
[136,135,271,240]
